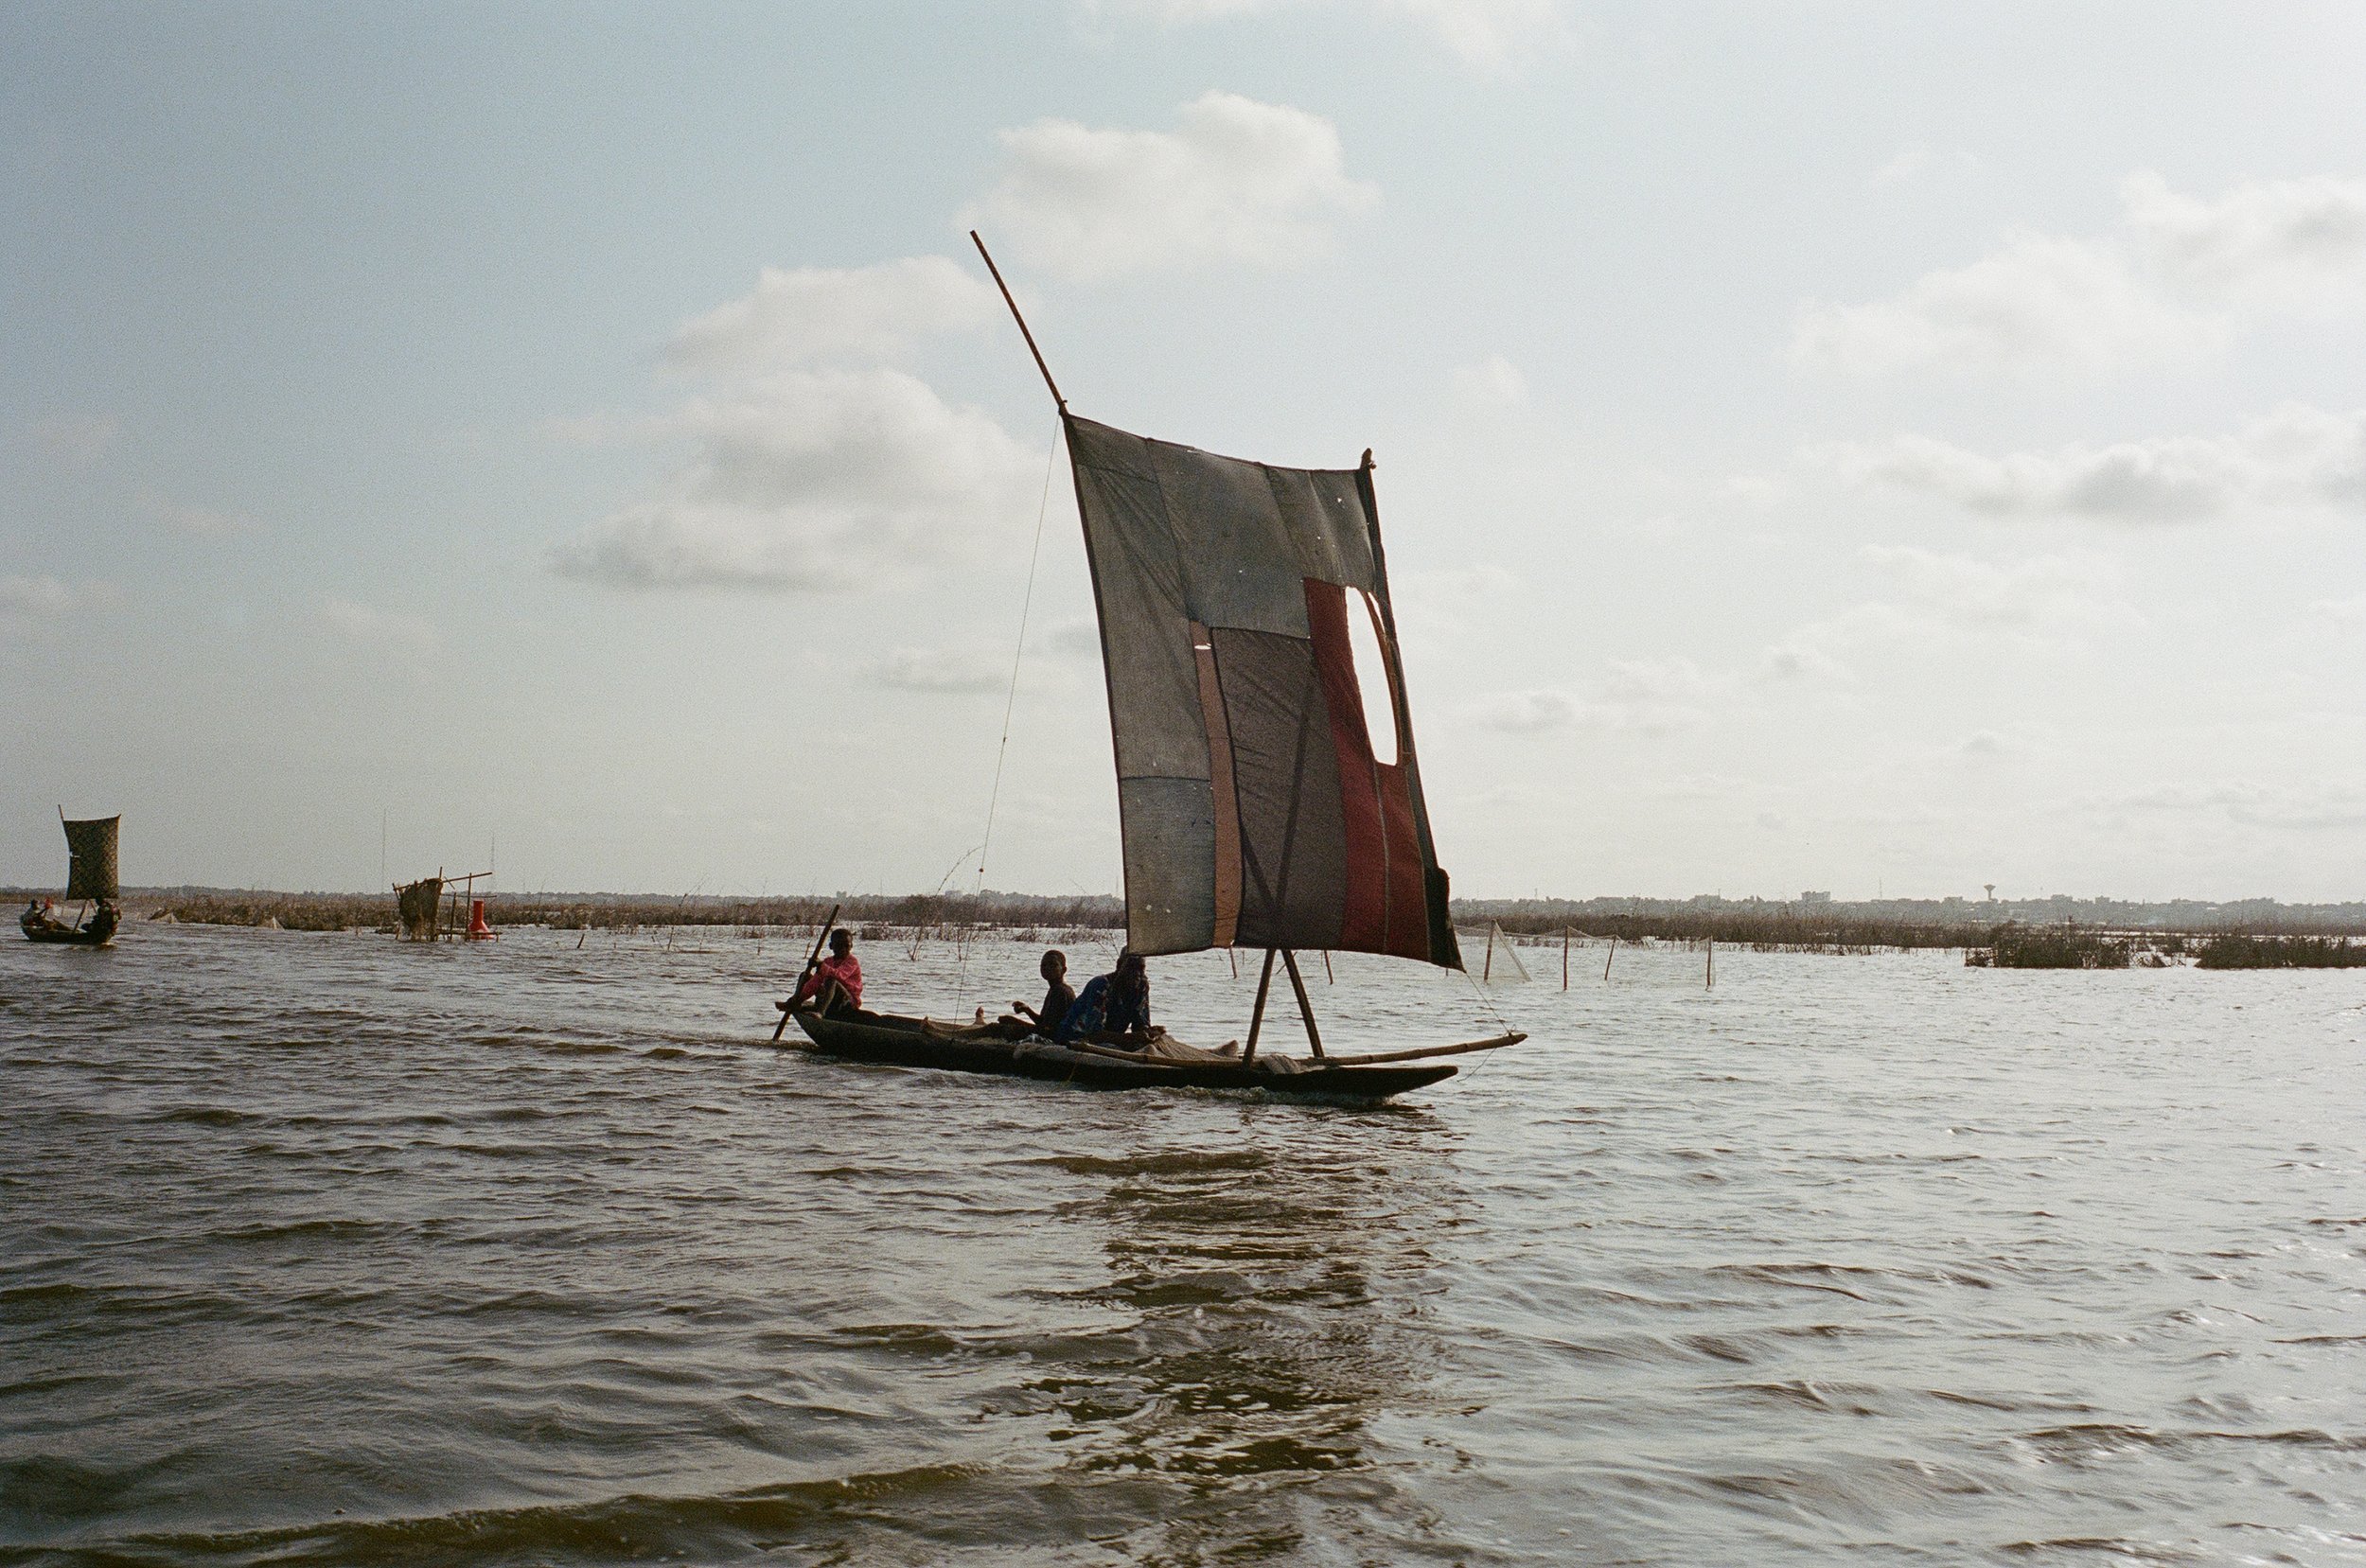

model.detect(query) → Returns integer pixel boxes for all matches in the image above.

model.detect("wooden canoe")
[19,907,117,946]
[787,1009,1482,1101]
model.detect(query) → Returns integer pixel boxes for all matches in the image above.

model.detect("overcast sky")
[8,1,2366,902]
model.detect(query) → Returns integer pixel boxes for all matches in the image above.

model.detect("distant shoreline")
[12,886,2366,947]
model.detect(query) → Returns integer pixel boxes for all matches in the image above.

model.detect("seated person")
[787,929,864,1015]
[1056,949,1157,1048]
[1012,949,1075,1039]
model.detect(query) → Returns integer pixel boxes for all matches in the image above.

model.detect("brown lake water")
[3,923,2362,1565]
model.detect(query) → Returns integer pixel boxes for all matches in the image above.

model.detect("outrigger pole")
[970,231,1066,412]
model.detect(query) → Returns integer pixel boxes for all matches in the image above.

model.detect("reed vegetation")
[2194,935,2366,969]
[1969,925,2132,969]
[107,889,1127,937]
[43,887,2366,972]
[1489,909,1973,953]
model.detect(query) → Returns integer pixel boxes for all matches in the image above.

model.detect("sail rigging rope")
[958,414,1065,1010]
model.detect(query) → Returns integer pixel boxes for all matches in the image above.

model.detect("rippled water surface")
[4,923,2362,1565]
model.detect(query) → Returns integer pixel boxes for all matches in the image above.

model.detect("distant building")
[1801,890,1832,904]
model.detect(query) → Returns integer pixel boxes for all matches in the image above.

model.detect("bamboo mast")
[971,232,1065,411]
[1280,949,1325,1057]
[1243,948,1279,1063]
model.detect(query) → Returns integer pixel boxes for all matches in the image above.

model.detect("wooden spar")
[970,231,1066,411]
[1323,950,1334,984]
[1562,926,1571,990]
[1705,935,1714,989]
[1603,936,1616,980]
[1483,923,1494,981]
[1242,947,1279,1063]
[1318,1031,1526,1067]
[1280,949,1324,1057]
[1050,1037,1199,1066]
[773,902,843,1041]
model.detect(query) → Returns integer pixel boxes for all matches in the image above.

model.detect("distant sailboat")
[778,237,1523,1100]
[20,812,121,946]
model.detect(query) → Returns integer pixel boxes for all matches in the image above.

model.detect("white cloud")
[1726,472,1785,506]
[2099,780,2366,833]
[868,646,1009,694]
[1094,0,1270,18]
[1866,143,1979,191]
[1599,656,1713,704]
[1792,172,2366,377]
[139,489,260,537]
[1389,562,1519,642]
[1756,547,2135,681]
[553,368,1036,591]
[1088,0,1568,71]
[662,256,998,374]
[1862,543,2133,633]
[963,91,1378,282]
[1451,353,1528,407]
[1035,616,1104,660]
[1389,0,1567,70]
[1868,143,1932,189]
[2309,593,2366,625]
[1,574,119,632]
[1792,231,2210,377]
[2120,170,2366,309]
[1757,636,1854,685]
[312,596,437,658]
[1817,405,2366,522]
[2,573,76,627]
[1472,689,1585,731]
[24,414,119,469]
[1473,658,1713,734]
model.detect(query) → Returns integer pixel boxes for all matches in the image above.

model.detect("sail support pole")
[1280,949,1325,1057]
[1316,1031,1525,1067]
[970,231,1066,411]
[1243,948,1279,1063]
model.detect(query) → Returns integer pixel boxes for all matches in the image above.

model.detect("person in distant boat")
[1011,949,1075,1039]
[790,928,864,1016]
[1057,949,1157,1048]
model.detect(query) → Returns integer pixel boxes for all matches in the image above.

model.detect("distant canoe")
[21,904,119,947]
[20,812,120,946]
[791,1010,1459,1101]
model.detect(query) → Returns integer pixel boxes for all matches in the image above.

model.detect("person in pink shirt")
[791,929,864,1016]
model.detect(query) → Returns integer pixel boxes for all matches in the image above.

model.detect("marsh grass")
[1972,925,2133,969]
[2195,934,2366,969]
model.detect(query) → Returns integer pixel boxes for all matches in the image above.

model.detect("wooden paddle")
[771,903,842,1041]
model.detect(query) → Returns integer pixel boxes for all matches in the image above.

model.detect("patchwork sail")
[1064,414,1461,969]
[396,876,444,943]
[768,232,1524,1098]
[62,816,120,902]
